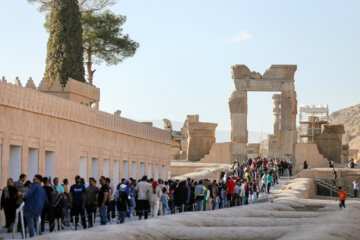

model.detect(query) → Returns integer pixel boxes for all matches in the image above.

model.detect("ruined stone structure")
[187,121,218,161]
[165,115,217,161]
[247,143,260,159]
[0,77,171,188]
[314,124,345,163]
[38,77,100,110]
[342,144,349,163]
[229,65,298,162]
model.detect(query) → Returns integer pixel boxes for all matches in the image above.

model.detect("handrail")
[315,179,354,198]
[14,202,26,239]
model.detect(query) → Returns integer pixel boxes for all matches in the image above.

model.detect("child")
[161,187,169,215]
[337,186,347,210]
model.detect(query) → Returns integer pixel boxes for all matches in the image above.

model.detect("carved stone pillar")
[229,90,248,163]
[280,90,297,158]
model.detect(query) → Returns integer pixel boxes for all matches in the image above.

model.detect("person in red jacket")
[337,186,347,210]
[226,177,235,208]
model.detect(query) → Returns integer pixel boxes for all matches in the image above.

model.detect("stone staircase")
[315,178,354,198]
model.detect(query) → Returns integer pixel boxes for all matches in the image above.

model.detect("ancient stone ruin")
[229,65,298,162]
[164,115,217,161]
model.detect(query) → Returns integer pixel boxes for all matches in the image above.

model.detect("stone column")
[280,90,297,158]
[272,94,281,139]
[229,90,248,163]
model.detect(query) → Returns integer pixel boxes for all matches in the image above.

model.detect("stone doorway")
[228,65,298,163]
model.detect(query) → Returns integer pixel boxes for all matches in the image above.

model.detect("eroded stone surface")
[34,178,360,240]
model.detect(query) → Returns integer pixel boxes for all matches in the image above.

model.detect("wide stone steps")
[315,178,354,198]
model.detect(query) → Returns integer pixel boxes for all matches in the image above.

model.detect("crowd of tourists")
[0,157,293,238]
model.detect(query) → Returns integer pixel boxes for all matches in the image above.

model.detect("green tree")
[82,11,139,85]
[28,0,116,13]
[29,0,139,86]
[44,0,85,87]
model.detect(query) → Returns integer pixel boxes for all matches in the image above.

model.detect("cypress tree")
[44,0,85,87]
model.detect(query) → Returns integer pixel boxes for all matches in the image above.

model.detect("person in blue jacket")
[18,174,48,238]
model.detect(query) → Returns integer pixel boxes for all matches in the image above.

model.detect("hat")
[152,181,158,189]
[125,179,131,184]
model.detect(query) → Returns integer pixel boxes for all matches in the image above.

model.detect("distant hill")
[149,119,268,143]
[329,104,360,149]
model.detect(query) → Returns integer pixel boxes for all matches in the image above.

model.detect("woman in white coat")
[149,181,162,217]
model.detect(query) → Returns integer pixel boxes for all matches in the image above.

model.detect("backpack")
[50,186,63,207]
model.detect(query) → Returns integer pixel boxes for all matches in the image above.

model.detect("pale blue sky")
[1,0,359,136]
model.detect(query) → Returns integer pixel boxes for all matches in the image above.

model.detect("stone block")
[231,142,246,154]
[231,65,251,79]
[262,65,297,80]
[229,97,247,113]
[230,113,247,130]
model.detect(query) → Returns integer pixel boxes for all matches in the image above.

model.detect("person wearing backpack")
[41,177,55,232]
[115,182,130,224]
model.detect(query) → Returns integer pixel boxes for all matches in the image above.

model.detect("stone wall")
[294,143,329,172]
[0,79,171,188]
[314,124,345,163]
[187,122,217,161]
[167,115,218,161]
[198,142,232,164]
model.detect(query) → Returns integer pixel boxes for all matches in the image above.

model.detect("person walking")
[226,177,235,208]
[353,179,359,198]
[1,178,18,232]
[40,177,55,233]
[83,177,99,228]
[135,175,151,220]
[62,178,71,227]
[17,174,48,238]
[174,181,186,212]
[303,161,308,170]
[244,181,249,205]
[128,179,137,217]
[106,178,116,222]
[266,172,272,194]
[332,168,337,186]
[337,186,347,210]
[161,187,169,215]
[261,173,267,193]
[52,177,64,229]
[233,181,241,206]
[149,181,161,217]
[98,176,110,225]
[70,175,87,230]
[115,182,130,224]
[14,174,27,233]
[195,180,205,211]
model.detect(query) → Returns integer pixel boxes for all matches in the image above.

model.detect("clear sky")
[1,0,359,135]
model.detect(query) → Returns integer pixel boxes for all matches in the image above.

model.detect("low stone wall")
[294,143,328,172]
[198,142,232,164]
[274,178,315,200]
[35,177,360,240]
[170,161,231,181]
